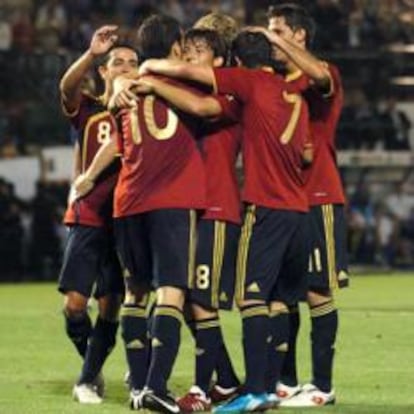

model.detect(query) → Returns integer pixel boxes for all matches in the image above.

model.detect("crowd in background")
[0,0,414,279]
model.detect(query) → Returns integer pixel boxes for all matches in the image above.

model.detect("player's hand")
[138,59,158,76]
[133,77,155,94]
[72,173,95,200]
[88,25,118,56]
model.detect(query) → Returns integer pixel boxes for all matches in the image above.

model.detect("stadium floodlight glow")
[387,44,414,53]
[390,76,414,86]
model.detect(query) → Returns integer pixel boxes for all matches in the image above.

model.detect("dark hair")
[137,14,182,61]
[231,31,274,69]
[97,43,138,67]
[267,3,315,48]
[184,28,227,61]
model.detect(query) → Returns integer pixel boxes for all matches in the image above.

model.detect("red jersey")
[201,94,242,224]
[286,64,346,206]
[63,94,120,227]
[213,67,309,212]
[114,80,206,218]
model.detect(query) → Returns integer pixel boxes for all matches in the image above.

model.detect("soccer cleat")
[280,383,335,407]
[209,384,239,404]
[178,385,212,412]
[92,371,105,397]
[73,383,103,404]
[276,382,301,401]
[213,393,268,414]
[130,388,143,410]
[259,393,279,410]
[141,388,181,414]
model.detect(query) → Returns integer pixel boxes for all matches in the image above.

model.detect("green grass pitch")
[1,275,414,413]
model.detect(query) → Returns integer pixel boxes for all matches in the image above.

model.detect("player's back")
[287,64,345,206]
[201,95,242,225]
[115,85,206,217]
[214,67,309,212]
[64,93,120,227]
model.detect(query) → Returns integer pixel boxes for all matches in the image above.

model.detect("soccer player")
[254,3,349,406]
[58,26,138,404]
[138,30,310,413]
[131,28,242,412]
[73,14,207,413]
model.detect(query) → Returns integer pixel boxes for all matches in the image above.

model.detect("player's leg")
[215,207,296,413]
[282,204,348,407]
[59,227,96,360]
[76,228,124,395]
[141,209,196,414]
[115,215,152,404]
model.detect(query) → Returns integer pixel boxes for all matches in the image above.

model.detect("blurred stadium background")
[0,0,414,280]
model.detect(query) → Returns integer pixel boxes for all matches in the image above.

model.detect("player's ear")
[98,65,107,80]
[213,56,224,68]
[294,28,306,46]
[171,41,182,60]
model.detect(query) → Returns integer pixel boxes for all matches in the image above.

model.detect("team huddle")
[57,3,349,413]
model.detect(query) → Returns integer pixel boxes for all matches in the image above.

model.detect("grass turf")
[0,274,414,413]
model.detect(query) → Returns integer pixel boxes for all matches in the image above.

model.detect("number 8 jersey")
[114,79,207,218]
[64,93,121,227]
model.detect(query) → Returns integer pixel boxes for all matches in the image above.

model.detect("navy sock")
[310,301,338,393]
[215,337,240,389]
[146,305,182,395]
[195,318,222,393]
[266,310,289,393]
[78,317,118,384]
[240,304,269,394]
[281,305,300,386]
[121,305,149,390]
[64,311,92,358]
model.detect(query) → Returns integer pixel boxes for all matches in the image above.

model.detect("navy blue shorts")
[58,225,123,299]
[307,204,349,292]
[189,220,240,311]
[236,205,308,306]
[114,209,197,291]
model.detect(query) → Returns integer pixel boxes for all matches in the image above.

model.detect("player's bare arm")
[247,26,331,91]
[139,59,215,87]
[134,77,222,118]
[73,136,118,199]
[59,25,118,114]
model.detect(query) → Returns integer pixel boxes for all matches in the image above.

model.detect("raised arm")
[134,77,222,118]
[60,25,118,115]
[249,27,331,90]
[139,59,215,87]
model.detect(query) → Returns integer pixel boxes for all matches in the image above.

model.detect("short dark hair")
[267,3,315,48]
[184,28,227,61]
[231,31,274,69]
[97,44,137,67]
[137,14,182,61]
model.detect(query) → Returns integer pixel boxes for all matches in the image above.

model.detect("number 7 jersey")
[64,93,120,227]
[114,80,207,218]
[213,67,309,212]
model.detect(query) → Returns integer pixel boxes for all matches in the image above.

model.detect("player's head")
[231,31,274,69]
[97,45,139,87]
[193,12,239,49]
[137,14,183,62]
[184,29,227,68]
[267,3,315,56]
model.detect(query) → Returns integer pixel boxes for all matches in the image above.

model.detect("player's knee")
[63,293,88,318]
[98,294,123,322]
[236,298,265,310]
[269,301,289,313]
[191,302,218,320]
[156,286,185,309]
[307,289,332,307]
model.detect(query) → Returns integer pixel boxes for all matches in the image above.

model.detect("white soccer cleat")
[73,383,103,404]
[130,388,143,410]
[280,383,335,407]
[276,382,302,401]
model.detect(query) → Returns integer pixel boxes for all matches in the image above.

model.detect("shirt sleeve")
[213,67,251,103]
[213,94,242,123]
